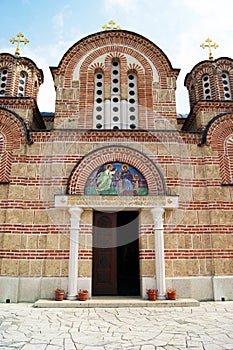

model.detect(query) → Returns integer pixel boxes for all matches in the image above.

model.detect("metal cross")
[102,20,121,31]
[10,32,29,56]
[200,38,218,60]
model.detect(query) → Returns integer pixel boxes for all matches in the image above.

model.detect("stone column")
[67,206,83,300]
[151,207,166,300]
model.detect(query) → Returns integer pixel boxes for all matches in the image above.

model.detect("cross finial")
[200,38,219,60]
[102,20,121,31]
[10,32,29,56]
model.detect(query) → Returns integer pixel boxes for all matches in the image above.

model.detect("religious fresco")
[84,163,148,195]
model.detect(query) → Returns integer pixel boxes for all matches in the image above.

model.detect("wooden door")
[92,211,117,295]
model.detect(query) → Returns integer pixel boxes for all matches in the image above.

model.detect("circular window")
[96,74,102,79]
[112,61,119,66]
[97,82,102,87]
[129,91,135,96]
[129,98,135,104]
[205,89,210,94]
[130,115,135,120]
[129,83,134,88]
[128,75,134,80]
[113,79,118,84]
[20,79,25,85]
[130,124,136,129]
[96,115,102,120]
[0,90,4,94]
[224,86,229,91]
[2,76,6,81]
[96,90,102,95]
[20,72,26,78]
[113,87,119,93]
[18,93,23,97]
[222,73,227,79]
[96,106,102,112]
[204,82,209,88]
[129,107,135,112]
[225,93,230,98]
[203,76,209,82]
[1,83,5,88]
[96,98,102,103]
[113,97,118,103]
[113,106,118,112]
[96,123,102,129]
[113,126,119,130]
[113,116,119,122]
[223,80,228,85]
[206,95,211,100]
[3,70,7,75]
[113,70,118,75]
[19,86,24,91]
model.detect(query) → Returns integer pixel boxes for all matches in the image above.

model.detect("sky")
[1,0,233,114]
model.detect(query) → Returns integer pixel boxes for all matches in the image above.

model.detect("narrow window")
[202,75,212,100]
[127,72,138,130]
[0,69,8,96]
[93,70,104,130]
[18,71,27,97]
[111,59,121,130]
[222,72,231,100]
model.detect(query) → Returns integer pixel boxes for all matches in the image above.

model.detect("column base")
[157,293,166,300]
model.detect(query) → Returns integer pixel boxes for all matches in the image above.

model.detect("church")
[0,22,232,302]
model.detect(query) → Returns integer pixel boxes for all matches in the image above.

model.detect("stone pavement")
[0,301,233,350]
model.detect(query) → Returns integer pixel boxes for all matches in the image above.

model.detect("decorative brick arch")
[67,145,166,195]
[201,113,233,184]
[0,108,32,182]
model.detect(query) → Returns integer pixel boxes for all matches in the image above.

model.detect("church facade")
[0,27,232,302]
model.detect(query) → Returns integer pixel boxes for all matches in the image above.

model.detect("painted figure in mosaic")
[96,164,116,193]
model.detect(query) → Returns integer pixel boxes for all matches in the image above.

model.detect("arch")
[0,108,33,182]
[66,145,166,195]
[200,113,233,184]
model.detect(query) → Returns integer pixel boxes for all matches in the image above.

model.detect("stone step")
[34,297,200,308]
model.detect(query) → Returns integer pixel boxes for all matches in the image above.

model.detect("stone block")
[0,277,19,303]
[213,276,233,301]
[140,260,155,276]
[78,261,92,277]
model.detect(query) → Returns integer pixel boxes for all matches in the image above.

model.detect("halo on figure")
[106,163,113,170]
[122,164,128,171]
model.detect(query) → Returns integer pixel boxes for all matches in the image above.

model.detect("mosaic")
[84,162,148,195]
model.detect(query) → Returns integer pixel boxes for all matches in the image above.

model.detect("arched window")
[92,59,139,130]
[127,71,138,130]
[17,71,27,97]
[93,70,104,130]
[221,72,231,100]
[202,75,212,100]
[0,69,8,96]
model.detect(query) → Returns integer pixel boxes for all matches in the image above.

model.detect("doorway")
[92,210,140,296]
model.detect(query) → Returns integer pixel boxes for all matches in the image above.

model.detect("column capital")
[69,206,83,227]
[151,207,164,229]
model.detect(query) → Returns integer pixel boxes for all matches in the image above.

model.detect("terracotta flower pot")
[147,290,157,301]
[78,293,88,301]
[167,291,176,300]
[55,292,65,301]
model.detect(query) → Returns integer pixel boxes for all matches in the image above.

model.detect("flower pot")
[55,292,65,301]
[78,293,88,301]
[147,290,157,301]
[167,291,176,300]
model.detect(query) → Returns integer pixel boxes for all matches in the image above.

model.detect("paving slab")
[0,301,233,349]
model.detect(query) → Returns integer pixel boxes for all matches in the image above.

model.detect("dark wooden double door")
[92,211,140,296]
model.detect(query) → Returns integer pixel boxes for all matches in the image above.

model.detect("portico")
[55,195,178,300]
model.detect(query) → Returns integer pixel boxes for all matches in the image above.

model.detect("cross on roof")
[200,38,219,60]
[10,32,29,56]
[102,20,121,31]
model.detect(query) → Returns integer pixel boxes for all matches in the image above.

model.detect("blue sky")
[1,0,233,113]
